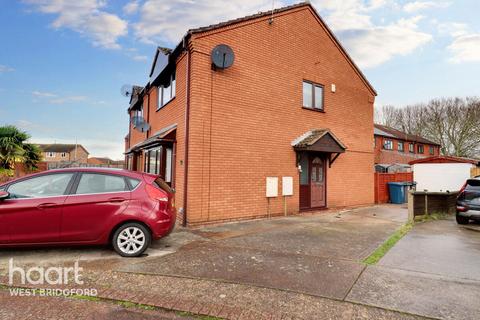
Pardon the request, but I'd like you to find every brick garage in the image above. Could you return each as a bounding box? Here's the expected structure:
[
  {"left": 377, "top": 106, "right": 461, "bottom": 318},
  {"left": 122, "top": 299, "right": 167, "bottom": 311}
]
[{"left": 126, "top": 3, "right": 376, "bottom": 226}]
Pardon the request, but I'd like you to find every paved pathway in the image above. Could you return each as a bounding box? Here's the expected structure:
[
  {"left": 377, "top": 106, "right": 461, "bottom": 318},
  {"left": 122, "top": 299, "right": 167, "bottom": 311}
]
[{"left": 346, "top": 218, "right": 480, "bottom": 320}]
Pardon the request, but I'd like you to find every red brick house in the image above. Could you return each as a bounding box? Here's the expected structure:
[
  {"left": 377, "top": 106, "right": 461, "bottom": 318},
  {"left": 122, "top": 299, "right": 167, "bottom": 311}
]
[
  {"left": 37, "top": 144, "right": 89, "bottom": 164},
  {"left": 374, "top": 124, "right": 441, "bottom": 172},
  {"left": 125, "top": 3, "right": 377, "bottom": 226}
]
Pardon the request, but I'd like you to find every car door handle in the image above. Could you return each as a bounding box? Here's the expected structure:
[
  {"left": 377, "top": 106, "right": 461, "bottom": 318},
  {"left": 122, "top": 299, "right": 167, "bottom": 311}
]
[
  {"left": 108, "top": 197, "right": 127, "bottom": 203},
  {"left": 37, "top": 203, "right": 58, "bottom": 210}
]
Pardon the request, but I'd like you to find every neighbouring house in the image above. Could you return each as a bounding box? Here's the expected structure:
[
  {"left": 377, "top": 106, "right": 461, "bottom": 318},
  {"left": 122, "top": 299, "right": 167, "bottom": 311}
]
[
  {"left": 88, "top": 157, "right": 125, "bottom": 168},
  {"left": 37, "top": 144, "right": 89, "bottom": 165},
  {"left": 374, "top": 124, "right": 441, "bottom": 173},
  {"left": 409, "top": 156, "right": 480, "bottom": 192},
  {"left": 124, "top": 3, "right": 377, "bottom": 226}
]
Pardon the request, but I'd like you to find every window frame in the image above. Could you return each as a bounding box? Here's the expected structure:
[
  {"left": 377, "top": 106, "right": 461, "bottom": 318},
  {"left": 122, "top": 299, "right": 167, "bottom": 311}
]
[
  {"left": 429, "top": 146, "right": 435, "bottom": 155},
  {"left": 70, "top": 172, "right": 132, "bottom": 196},
  {"left": 47, "top": 152, "right": 55, "bottom": 158},
  {"left": 417, "top": 144, "right": 424, "bottom": 154},
  {"left": 5, "top": 172, "right": 76, "bottom": 199},
  {"left": 383, "top": 139, "right": 393, "bottom": 150},
  {"left": 409, "top": 143, "right": 415, "bottom": 153},
  {"left": 302, "top": 80, "right": 325, "bottom": 112},
  {"left": 398, "top": 141, "right": 404, "bottom": 152},
  {"left": 157, "top": 72, "right": 176, "bottom": 111}
]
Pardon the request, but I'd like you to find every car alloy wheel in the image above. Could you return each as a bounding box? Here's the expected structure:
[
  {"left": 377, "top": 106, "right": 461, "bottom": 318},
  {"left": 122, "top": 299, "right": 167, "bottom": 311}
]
[{"left": 113, "top": 223, "right": 151, "bottom": 257}]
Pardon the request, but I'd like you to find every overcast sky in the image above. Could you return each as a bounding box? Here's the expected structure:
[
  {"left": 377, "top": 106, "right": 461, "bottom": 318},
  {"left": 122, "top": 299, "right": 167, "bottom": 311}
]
[{"left": 0, "top": 0, "right": 479, "bottom": 159}]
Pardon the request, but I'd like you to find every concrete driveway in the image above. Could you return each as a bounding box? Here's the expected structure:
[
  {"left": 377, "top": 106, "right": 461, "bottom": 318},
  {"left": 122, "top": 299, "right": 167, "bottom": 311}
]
[
  {"left": 120, "top": 205, "right": 407, "bottom": 300},
  {"left": 347, "top": 217, "right": 480, "bottom": 320},
  {"left": 6, "top": 205, "right": 478, "bottom": 319}
]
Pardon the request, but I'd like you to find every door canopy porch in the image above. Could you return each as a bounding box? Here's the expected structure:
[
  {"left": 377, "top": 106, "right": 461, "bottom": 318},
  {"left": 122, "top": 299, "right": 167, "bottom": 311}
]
[{"left": 292, "top": 129, "right": 346, "bottom": 167}]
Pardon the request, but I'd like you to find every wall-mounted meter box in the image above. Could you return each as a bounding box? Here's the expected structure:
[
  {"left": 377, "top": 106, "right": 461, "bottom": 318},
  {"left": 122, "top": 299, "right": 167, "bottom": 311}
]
[
  {"left": 282, "top": 177, "right": 293, "bottom": 196},
  {"left": 266, "top": 177, "right": 278, "bottom": 197}
]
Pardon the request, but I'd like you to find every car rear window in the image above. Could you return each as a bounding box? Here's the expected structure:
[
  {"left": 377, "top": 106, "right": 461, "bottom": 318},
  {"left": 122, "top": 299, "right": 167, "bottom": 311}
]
[
  {"left": 464, "top": 179, "right": 480, "bottom": 201},
  {"left": 154, "top": 178, "right": 174, "bottom": 194},
  {"left": 128, "top": 178, "right": 141, "bottom": 189}
]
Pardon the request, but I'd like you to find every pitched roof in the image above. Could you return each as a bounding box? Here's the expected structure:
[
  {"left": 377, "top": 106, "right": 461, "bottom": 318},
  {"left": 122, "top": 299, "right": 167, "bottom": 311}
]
[
  {"left": 128, "top": 85, "right": 144, "bottom": 111},
  {"left": 184, "top": 2, "right": 376, "bottom": 96},
  {"left": 409, "top": 156, "right": 480, "bottom": 165},
  {"left": 37, "top": 144, "right": 89, "bottom": 154},
  {"left": 374, "top": 124, "right": 441, "bottom": 146},
  {"left": 292, "top": 129, "right": 346, "bottom": 153},
  {"left": 137, "top": 1, "right": 376, "bottom": 100}
]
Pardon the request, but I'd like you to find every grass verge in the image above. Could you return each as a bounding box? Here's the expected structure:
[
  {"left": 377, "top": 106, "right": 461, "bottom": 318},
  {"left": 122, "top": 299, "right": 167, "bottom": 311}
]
[{"left": 362, "top": 222, "right": 413, "bottom": 265}]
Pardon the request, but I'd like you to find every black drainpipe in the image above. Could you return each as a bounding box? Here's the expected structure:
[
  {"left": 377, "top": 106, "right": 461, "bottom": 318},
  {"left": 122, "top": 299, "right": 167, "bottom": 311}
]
[{"left": 182, "top": 39, "right": 192, "bottom": 227}]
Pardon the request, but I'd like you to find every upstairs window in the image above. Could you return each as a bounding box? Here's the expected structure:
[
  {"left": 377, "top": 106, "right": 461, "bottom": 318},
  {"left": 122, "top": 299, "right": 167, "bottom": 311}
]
[
  {"left": 409, "top": 143, "right": 414, "bottom": 153},
  {"left": 383, "top": 140, "right": 393, "bottom": 150},
  {"left": 61, "top": 152, "right": 67, "bottom": 158},
  {"left": 429, "top": 146, "right": 435, "bottom": 155},
  {"left": 398, "top": 142, "right": 404, "bottom": 152},
  {"left": 158, "top": 72, "right": 176, "bottom": 109},
  {"left": 303, "top": 81, "right": 324, "bottom": 111},
  {"left": 417, "top": 144, "right": 424, "bottom": 154},
  {"left": 133, "top": 107, "right": 143, "bottom": 128},
  {"left": 47, "top": 152, "right": 55, "bottom": 158}
]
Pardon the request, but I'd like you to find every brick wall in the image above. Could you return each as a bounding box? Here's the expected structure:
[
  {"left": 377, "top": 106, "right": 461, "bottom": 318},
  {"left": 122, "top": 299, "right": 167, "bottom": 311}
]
[
  {"left": 127, "top": 52, "right": 188, "bottom": 223},
  {"left": 374, "top": 136, "right": 440, "bottom": 164},
  {"left": 42, "top": 147, "right": 89, "bottom": 164},
  {"left": 185, "top": 6, "right": 375, "bottom": 224}
]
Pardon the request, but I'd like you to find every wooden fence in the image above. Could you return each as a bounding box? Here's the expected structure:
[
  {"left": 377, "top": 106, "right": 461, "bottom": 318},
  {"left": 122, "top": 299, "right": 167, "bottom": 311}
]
[
  {"left": 374, "top": 172, "right": 414, "bottom": 204},
  {"left": 471, "top": 167, "right": 480, "bottom": 178},
  {"left": 0, "top": 162, "right": 47, "bottom": 184}
]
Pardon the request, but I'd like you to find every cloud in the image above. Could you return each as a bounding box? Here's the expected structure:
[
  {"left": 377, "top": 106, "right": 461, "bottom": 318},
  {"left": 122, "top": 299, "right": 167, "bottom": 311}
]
[
  {"left": 310, "top": 1, "right": 432, "bottom": 68},
  {"left": 49, "top": 95, "right": 88, "bottom": 104},
  {"left": 16, "top": 120, "right": 56, "bottom": 134},
  {"left": 31, "top": 90, "right": 87, "bottom": 104},
  {"left": 403, "top": 1, "right": 451, "bottom": 13},
  {"left": 133, "top": 0, "right": 285, "bottom": 44},
  {"left": 438, "top": 22, "right": 469, "bottom": 37},
  {"left": 448, "top": 34, "right": 480, "bottom": 63},
  {"left": 0, "top": 65, "right": 14, "bottom": 73},
  {"left": 132, "top": 0, "right": 430, "bottom": 69},
  {"left": 25, "top": 0, "right": 128, "bottom": 49},
  {"left": 132, "top": 55, "right": 148, "bottom": 61},
  {"left": 123, "top": 0, "right": 139, "bottom": 15},
  {"left": 32, "top": 90, "right": 57, "bottom": 98},
  {"left": 340, "top": 16, "right": 432, "bottom": 68}
]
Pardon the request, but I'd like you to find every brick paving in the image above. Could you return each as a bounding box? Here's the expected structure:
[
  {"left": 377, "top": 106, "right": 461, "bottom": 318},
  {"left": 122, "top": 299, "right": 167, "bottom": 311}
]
[{"left": 0, "top": 290, "right": 196, "bottom": 320}]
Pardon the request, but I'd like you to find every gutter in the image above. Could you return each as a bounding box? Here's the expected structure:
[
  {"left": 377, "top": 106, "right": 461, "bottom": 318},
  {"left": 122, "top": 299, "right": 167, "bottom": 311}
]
[{"left": 182, "top": 37, "right": 192, "bottom": 227}]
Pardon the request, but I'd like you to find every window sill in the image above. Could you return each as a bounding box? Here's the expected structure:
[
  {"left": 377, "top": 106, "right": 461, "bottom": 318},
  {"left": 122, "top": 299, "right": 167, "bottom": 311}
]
[
  {"left": 302, "top": 107, "right": 325, "bottom": 113},
  {"left": 156, "top": 96, "right": 176, "bottom": 112}
]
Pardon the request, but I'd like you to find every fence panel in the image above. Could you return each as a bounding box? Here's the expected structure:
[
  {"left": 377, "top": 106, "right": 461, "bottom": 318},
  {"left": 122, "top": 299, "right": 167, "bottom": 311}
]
[
  {"left": 374, "top": 172, "right": 414, "bottom": 204},
  {"left": 471, "top": 167, "right": 480, "bottom": 178}
]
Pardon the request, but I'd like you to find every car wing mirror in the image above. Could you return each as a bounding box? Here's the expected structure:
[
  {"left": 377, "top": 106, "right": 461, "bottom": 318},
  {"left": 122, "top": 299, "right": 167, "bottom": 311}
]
[{"left": 0, "top": 191, "right": 10, "bottom": 201}]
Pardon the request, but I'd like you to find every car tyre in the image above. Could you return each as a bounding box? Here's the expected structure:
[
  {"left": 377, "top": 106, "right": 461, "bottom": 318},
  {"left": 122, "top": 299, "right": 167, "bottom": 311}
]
[
  {"left": 456, "top": 214, "right": 469, "bottom": 225},
  {"left": 112, "top": 222, "right": 151, "bottom": 257}
]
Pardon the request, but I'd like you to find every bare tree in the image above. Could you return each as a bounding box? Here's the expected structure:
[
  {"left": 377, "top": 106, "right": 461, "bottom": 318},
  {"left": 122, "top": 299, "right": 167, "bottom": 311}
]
[{"left": 376, "top": 97, "right": 480, "bottom": 158}]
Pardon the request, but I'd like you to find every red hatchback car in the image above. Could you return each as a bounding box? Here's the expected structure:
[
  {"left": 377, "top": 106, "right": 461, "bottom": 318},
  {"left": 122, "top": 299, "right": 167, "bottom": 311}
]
[{"left": 0, "top": 168, "right": 176, "bottom": 257}]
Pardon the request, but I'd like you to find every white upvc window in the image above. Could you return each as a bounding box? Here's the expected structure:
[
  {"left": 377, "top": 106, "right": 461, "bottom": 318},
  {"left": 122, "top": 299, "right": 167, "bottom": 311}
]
[
  {"left": 157, "top": 72, "right": 176, "bottom": 109},
  {"left": 47, "top": 152, "right": 56, "bottom": 157}
]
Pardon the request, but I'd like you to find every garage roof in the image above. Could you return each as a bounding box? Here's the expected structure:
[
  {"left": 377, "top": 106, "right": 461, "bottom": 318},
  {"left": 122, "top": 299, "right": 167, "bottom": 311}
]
[{"left": 409, "top": 156, "right": 480, "bottom": 165}]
